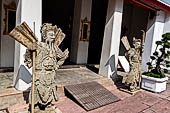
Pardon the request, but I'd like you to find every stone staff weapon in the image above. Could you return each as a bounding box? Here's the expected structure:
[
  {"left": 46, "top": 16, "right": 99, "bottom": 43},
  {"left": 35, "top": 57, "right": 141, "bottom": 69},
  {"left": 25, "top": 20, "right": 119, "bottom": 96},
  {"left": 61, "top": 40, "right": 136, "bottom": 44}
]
[
  {"left": 141, "top": 30, "right": 146, "bottom": 54},
  {"left": 31, "top": 22, "right": 36, "bottom": 113},
  {"left": 9, "top": 22, "right": 38, "bottom": 113},
  {"left": 139, "top": 30, "right": 146, "bottom": 87}
]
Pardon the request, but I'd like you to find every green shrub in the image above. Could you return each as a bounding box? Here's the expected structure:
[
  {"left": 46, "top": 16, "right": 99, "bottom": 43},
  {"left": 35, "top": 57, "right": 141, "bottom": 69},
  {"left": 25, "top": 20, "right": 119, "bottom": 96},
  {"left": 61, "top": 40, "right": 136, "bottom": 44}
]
[
  {"left": 143, "top": 72, "right": 165, "bottom": 78},
  {"left": 145, "top": 33, "right": 170, "bottom": 78}
]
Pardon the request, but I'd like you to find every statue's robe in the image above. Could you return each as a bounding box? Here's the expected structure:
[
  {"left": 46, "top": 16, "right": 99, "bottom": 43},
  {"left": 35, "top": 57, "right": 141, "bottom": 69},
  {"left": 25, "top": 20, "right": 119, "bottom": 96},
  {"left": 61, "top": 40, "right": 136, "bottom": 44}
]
[{"left": 25, "top": 42, "right": 68, "bottom": 105}]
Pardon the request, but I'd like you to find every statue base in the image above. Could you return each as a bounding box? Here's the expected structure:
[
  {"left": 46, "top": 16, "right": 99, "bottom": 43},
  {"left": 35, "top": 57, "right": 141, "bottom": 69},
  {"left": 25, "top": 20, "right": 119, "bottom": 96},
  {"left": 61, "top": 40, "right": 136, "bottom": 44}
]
[
  {"left": 34, "top": 106, "right": 62, "bottom": 113},
  {"left": 119, "top": 86, "right": 142, "bottom": 95}
]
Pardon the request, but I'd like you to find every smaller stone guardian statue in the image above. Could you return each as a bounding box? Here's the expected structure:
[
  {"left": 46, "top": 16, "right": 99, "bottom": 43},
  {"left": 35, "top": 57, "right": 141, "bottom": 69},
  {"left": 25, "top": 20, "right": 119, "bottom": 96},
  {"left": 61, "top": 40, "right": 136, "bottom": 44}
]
[
  {"left": 122, "top": 31, "right": 145, "bottom": 92},
  {"left": 123, "top": 38, "right": 142, "bottom": 91}
]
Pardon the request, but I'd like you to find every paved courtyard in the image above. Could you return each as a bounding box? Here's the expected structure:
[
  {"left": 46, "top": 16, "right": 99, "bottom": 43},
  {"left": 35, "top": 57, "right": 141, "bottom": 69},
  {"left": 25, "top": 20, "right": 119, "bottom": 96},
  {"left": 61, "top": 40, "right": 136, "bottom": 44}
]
[
  {"left": 1, "top": 67, "right": 170, "bottom": 113},
  {"left": 55, "top": 85, "right": 170, "bottom": 113},
  {"left": 6, "top": 83, "right": 170, "bottom": 113}
]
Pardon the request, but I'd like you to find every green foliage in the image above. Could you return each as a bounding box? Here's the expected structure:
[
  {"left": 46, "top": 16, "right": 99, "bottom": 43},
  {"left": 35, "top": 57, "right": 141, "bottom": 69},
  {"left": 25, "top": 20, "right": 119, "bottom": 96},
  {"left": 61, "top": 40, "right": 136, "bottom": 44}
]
[
  {"left": 150, "top": 56, "right": 156, "bottom": 60},
  {"left": 143, "top": 72, "right": 165, "bottom": 78},
  {"left": 156, "top": 41, "right": 162, "bottom": 45},
  {"left": 164, "top": 69, "right": 169, "bottom": 73},
  {"left": 167, "top": 51, "right": 170, "bottom": 55},
  {"left": 146, "top": 62, "right": 151, "bottom": 66},
  {"left": 153, "top": 51, "right": 158, "bottom": 56},
  {"left": 165, "top": 60, "right": 170, "bottom": 64},
  {"left": 146, "top": 32, "right": 170, "bottom": 78},
  {"left": 166, "top": 65, "right": 170, "bottom": 68}
]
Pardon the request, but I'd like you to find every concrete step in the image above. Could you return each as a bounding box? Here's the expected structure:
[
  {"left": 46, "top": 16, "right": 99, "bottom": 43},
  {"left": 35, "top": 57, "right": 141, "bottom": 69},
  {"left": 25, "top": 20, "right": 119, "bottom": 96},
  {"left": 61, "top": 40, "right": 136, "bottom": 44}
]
[
  {"left": 8, "top": 104, "right": 29, "bottom": 113},
  {"left": 0, "top": 88, "right": 29, "bottom": 110},
  {"left": 57, "top": 77, "right": 115, "bottom": 97}
]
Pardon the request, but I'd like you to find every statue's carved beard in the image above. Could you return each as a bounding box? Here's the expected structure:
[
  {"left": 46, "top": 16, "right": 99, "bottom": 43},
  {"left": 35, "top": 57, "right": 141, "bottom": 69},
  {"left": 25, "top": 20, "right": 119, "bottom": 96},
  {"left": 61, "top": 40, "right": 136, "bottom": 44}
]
[{"left": 46, "top": 39, "right": 55, "bottom": 49}]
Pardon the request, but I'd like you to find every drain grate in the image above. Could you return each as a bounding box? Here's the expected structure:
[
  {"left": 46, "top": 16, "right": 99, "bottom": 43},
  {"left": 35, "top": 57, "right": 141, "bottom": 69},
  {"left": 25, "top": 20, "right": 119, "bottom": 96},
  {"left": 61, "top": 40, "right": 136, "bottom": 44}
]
[{"left": 65, "top": 81, "right": 120, "bottom": 111}]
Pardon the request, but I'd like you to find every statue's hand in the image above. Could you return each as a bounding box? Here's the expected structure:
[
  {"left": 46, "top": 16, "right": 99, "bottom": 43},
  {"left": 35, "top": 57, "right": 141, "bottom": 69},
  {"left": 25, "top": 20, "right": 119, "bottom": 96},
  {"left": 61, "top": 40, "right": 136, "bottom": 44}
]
[
  {"left": 24, "top": 49, "right": 33, "bottom": 68},
  {"left": 55, "top": 65, "right": 59, "bottom": 70},
  {"left": 64, "top": 48, "right": 69, "bottom": 58},
  {"left": 28, "top": 42, "right": 38, "bottom": 50}
]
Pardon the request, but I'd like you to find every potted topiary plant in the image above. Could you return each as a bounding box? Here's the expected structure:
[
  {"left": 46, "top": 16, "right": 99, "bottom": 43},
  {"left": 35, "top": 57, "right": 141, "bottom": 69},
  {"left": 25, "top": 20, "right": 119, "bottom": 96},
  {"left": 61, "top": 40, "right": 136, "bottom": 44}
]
[{"left": 141, "top": 33, "right": 170, "bottom": 93}]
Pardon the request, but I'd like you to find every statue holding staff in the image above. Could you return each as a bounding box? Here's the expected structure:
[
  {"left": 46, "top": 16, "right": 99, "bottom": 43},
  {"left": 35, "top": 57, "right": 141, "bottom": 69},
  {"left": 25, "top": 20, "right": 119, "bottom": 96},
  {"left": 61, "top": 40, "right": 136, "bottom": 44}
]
[
  {"left": 122, "top": 31, "right": 145, "bottom": 92},
  {"left": 9, "top": 22, "right": 69, "bottom": 112}
]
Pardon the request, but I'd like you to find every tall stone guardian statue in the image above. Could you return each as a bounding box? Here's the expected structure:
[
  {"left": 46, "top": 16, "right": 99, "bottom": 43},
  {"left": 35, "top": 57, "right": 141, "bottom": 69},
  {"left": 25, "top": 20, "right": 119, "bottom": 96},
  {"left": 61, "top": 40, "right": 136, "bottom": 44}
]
[
  {"left": 25, "top": 23, "right": 69, "bottom": 108},
  {"left": 9, "top": 22, "right": 68, "bottom": 112}
]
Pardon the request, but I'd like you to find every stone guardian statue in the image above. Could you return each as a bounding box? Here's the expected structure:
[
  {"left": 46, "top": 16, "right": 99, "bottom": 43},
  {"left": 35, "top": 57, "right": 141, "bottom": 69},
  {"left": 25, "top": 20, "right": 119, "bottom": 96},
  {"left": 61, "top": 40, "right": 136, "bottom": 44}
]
[
  {"left": 9, "top": 22, "right": 68, "bottom": 112},
  {"left": 24, "top": 23, "right": 69, "bottom": 111},
  {"left": 122, "top": 31, "right": 145, "bottom": 92}
]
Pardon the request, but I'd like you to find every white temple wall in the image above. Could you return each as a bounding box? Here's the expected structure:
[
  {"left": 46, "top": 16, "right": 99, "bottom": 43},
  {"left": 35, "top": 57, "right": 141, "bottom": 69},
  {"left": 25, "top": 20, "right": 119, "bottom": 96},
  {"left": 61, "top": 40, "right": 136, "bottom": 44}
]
[
  {"left": 70, "top": 0, "right": 92, "bottom": 64},
  {"left": 99, "top": 0, "right": 124, "bottom": 78},
  {"left": 0, "top": 0, "right": 2, "bottom": 66},
  {"left": 0, "top": 0, "right": 15, "bottom": 68},
  {"left": 142, "top": 11, "right": 165, "bottom": 71},
  {"left": 163, "top": 13, "right": 170, "bottom": 33},
  {"left": 14, "top": 0, "right": 42, "bottom": 90}
]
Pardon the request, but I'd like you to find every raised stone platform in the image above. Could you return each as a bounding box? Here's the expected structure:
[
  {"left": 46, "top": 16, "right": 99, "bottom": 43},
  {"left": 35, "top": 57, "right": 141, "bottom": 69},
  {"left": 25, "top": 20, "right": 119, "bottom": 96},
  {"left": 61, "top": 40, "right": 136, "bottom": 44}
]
[{"left": 55, "top": 67, "right": 114, "bottom": 97}]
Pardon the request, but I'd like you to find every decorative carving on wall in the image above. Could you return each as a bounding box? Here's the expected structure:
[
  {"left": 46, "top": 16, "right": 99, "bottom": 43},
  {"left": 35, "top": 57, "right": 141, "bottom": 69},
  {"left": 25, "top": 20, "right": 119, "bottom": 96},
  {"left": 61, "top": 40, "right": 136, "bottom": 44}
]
[
  {"left": 80, "top": 17, "right": 90, "bottom": 41},
  {"left": 3, "top": 2, "right": 16, "bottom": 35}
]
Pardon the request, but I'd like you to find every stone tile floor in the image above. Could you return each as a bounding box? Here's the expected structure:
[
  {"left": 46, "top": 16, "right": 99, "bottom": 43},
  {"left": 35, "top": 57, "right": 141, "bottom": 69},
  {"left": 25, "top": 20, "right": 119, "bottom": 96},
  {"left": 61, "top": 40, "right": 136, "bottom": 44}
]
[
  {"left": 55, "top": 67, "right": 104, "bottom": 85},
  {"left": 0, "top": 72, "right": 13, "bottom": 90},
  {"left": 0, "top": 67, "right": 106, "bottom": 91}
]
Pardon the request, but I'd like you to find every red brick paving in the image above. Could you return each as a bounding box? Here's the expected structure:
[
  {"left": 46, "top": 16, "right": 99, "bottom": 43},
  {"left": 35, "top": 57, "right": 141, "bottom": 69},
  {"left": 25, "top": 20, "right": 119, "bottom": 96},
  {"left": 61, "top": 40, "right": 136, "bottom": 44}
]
[
  {"left": 159, "top": 85, "right": 170, "bottom": 97},
  {"left": 141, "top": 109, "right": 155, "bottom": 113},
  {"left": 55, "top": 85, "right": 170, "bottom": 113},
  {"left": 56, "top": 99, "right": 85, "bottom": 113},
  {"left": 132, "top": 92, "right": 162, "bottom": 106},
  {"left": 7, "top": 85, "right": 170, "bottom": 113},
  {"left": 148, "top": 100, "right": 170, "bottom": 113},
  {"left": 110, "top": 89, "right": 131, "bottom": 100}
]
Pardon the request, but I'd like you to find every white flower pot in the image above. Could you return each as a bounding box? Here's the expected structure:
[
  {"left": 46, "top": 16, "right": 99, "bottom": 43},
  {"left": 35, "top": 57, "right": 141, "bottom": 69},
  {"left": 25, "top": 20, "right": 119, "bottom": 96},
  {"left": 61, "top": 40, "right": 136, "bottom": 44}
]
[{"left": 141, "top": 75, "right": 169, "bottom": 93}]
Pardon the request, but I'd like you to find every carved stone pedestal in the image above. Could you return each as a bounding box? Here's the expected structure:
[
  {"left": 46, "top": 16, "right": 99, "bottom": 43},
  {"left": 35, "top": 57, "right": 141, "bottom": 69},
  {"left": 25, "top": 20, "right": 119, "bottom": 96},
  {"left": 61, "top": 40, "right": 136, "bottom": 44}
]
[
  {"left": 34, "top": 106, "right": 62, "bottom": 113},
  {"left": 119, "top": 87, "right": 141, "bottom": 95}
]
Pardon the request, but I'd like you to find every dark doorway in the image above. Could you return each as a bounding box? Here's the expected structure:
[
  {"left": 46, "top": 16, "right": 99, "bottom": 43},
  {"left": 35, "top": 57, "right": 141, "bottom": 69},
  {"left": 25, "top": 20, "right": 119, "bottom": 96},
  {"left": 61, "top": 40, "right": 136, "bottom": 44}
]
[
  {"left": 42, "top": 0, "right": 75, "bottom": 63},
  {"left": 88, "top": 0, "right": 108, "bottom": 64},
  {"left": 119, "top": 2, "right": 149, "bottom": 56}
]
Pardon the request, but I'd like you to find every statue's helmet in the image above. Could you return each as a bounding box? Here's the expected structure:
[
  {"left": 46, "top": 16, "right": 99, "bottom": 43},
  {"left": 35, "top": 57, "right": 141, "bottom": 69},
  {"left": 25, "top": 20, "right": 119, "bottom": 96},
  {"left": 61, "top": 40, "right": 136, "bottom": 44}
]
[
  {"left": 40, "top": 23, "right": 59, "bottom": 40},
  {"left": 133, "top": 37, "right": 141, "bottom": 48}
]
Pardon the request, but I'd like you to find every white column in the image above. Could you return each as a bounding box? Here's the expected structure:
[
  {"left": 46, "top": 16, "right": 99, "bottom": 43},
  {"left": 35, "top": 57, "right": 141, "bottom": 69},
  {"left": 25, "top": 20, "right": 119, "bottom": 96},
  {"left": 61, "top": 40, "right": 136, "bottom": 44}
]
[
  {"left": 164, "top": 13, "right": 170, "bottom": 33},
  {"left": 142, "top": 11, "right": 165, "bottom": 71},
  {"left": 70, "top": 0, "right": 92, "bottom": 64},
  {"left": 163, "top": 13, "right": 170, "bottom": 70},
  {"left": 14, "top": 0, "right": 42, "bottom": 90},
  {"left": 99, "top": 0, "right": 124, "bottom": 78}
]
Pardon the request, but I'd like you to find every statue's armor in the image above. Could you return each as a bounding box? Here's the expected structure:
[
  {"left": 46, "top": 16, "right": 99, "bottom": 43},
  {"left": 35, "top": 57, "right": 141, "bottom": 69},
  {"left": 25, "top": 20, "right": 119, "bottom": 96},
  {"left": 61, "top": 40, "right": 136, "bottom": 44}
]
[
  {"left": 24, "top": 23, "right": 69, "bottom": 110},
  {"left": 25, "top": 42, "right": 68, "bottom": 106},
  {"left": 33, "top": 42, "right": 58, "bottom": 105},
  {"left": 125, "top": 48, "right": 142, "bottom": 91}
]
